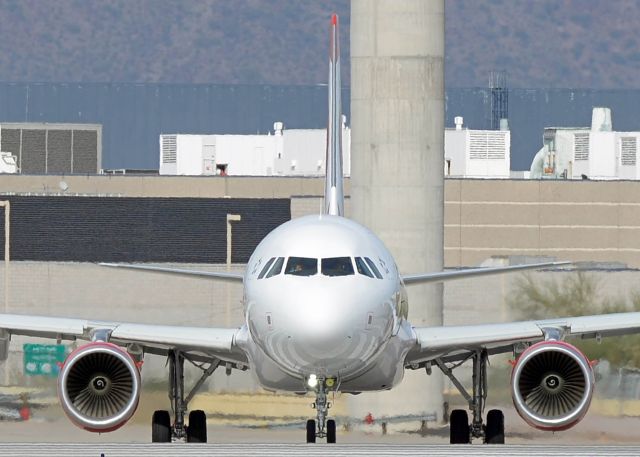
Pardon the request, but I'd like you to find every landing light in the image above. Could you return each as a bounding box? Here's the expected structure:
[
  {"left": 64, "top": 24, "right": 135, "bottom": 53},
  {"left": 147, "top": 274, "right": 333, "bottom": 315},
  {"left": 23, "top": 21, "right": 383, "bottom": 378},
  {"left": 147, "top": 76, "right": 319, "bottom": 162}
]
[{"left": 307, "top": 374, "right": 318, "bottom": 388}]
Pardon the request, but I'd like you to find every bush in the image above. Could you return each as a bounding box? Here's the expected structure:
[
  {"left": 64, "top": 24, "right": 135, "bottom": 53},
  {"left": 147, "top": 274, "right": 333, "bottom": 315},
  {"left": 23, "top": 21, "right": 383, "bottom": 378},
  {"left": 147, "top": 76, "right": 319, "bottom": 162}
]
[{"left": 507, "top": 271, "right": 640, "bottom": 368}]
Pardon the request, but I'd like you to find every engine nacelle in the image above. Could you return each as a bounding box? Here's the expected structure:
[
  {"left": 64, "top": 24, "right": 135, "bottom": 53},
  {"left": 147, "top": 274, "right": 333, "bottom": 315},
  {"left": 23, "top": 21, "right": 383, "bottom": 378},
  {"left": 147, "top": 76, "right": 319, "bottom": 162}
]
[
  {"left": 57, "top": 342, "right": 141, "bottom": 432},
  {"left": 511, "top": 340, "right": 594, "bottom": 431}
]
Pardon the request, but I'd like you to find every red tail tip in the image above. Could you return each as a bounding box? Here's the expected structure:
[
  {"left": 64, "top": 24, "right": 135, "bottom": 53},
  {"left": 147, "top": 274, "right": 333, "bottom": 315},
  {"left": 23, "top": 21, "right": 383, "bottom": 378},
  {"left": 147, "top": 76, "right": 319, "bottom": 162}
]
[{"left": 331, "top": 13, "right": 338, "bottom": 25}]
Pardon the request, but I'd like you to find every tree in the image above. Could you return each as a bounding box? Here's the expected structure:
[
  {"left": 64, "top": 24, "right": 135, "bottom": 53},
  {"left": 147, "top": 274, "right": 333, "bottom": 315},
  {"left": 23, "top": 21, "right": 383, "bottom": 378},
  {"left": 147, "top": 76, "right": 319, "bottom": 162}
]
[{"left": 507, "top": 272, "right": 640, "bottom": 367}]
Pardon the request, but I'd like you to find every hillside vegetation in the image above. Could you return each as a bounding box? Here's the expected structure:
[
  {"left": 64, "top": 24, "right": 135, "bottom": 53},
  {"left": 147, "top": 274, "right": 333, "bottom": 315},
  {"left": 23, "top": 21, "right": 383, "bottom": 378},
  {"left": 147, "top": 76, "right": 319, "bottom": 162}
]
[{"left": 0, "top": 0, "right": 638, "bottom": 88}]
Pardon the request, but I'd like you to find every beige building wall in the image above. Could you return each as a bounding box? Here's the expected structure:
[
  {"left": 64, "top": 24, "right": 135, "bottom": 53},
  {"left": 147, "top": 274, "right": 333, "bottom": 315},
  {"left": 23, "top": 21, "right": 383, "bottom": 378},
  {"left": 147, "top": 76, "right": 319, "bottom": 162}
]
[
  {"left": 0, "top": 174, "right": 329, "bottom": 199},
  {"left": 445, "top": 180, "right": 640, "bottom": 268},
  {"left": 3, "top": 175, "right": 639, "bottom": 267}
]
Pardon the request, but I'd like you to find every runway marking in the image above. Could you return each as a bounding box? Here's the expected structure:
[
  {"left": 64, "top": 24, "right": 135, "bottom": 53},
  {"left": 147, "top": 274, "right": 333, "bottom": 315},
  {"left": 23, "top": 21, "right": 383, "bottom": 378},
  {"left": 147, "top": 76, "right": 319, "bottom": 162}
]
[
  {"left": 445, "top": 201, "right": 640, "bottom": 207},
  {"left": 0, "top": 444, "right": 639, "bottom": 457},
  {"left": 443, "top": 246, "right": 640, "bottom": 253},
  {"left": 445, "top": 224, "right": 640, "bottom": 230}
]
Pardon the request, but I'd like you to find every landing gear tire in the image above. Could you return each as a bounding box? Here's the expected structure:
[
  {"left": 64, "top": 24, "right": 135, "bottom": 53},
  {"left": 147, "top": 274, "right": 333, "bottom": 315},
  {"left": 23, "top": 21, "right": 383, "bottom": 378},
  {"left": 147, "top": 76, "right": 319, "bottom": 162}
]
[
  {"left": 449, "top": 409, "right": 470, "bottom": 444},
  {"left": 152, "top": 410, "right": 171, "bottom": 443},
  {"left": 306, "top": 419, "right": 317, "bottom": 443},
  {"left": 484, "top": 409, "right": 505, "bottom": 444},
  {"left": 155, "top": 350, "right": 220, "bottom": 443},
  {"left": 187, "top": 410, "right": 207, "bottom": 443},
  {"left": 326, "top": 419, "right": 336, "bottom": 444}
]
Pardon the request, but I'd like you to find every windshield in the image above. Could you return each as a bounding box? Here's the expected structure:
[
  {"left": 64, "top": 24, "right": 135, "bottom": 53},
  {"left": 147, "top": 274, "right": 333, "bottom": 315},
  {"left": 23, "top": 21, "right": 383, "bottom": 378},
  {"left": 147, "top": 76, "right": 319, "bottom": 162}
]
[
  {"left": 355, "top": 257, "right": 374, "bottom": 278},
  {"left": 258, "top": 257, "right": 276, "bottom": 279},
  {"left": 364, "top": 257, "right": 383, "bottom": 279},
  {"left": 321, "top": 257, "right": 354, "bottom": 277},
  {"left": 265, "top": 257, "right": 285, "bottom": 278},
  {"left": 285, "top": 257, "right": 318, "bottom": 276}
]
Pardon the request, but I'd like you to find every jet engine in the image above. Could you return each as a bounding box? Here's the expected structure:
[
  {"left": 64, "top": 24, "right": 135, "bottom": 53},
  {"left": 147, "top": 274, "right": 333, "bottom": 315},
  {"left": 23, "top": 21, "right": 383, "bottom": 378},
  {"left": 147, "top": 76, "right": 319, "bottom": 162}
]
[
  {"left": 57, "top": 342, "right": 141, "bottom": 432},
  {"left": 511, "top": 341, "right": 594, "bottom": 431}
]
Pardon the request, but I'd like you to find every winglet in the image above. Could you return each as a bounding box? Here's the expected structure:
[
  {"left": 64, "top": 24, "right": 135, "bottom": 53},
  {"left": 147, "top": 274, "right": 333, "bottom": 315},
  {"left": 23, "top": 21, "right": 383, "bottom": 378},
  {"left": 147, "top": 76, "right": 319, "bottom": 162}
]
[{"left": 324, "top": 13, "right": 344, "bottom": 216}]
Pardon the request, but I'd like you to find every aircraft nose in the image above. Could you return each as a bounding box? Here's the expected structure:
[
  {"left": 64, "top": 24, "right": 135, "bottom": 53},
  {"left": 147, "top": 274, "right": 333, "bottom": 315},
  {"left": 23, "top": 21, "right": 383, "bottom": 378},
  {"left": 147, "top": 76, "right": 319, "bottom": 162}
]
[
  {"left": 288, "top": 288, "right": 390, "bottom": 356},
  {"left": 293, "top": 300, "right": 345, "bottom": 341}
]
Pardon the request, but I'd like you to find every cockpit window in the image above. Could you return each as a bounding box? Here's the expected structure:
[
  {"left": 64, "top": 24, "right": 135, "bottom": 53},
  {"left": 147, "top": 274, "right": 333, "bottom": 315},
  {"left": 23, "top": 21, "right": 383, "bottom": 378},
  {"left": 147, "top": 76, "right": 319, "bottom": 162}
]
[
  {"left": 364, "top": 257, "right": 383, "bottom": 279},
  {"left": 258, "top": 257, "right": 276, "bottom": 279},
  {"left": 265, "top": 257, "right": 285, "bottom": 278},
  {"left": 321, "top": 257, "right": 354, "bottom": 277},
  {"left": 285, "top": 257, "right": 318, "bottom": 276},
  {"left": 355, "top": 257, "right": 374, "bottom": 278}
]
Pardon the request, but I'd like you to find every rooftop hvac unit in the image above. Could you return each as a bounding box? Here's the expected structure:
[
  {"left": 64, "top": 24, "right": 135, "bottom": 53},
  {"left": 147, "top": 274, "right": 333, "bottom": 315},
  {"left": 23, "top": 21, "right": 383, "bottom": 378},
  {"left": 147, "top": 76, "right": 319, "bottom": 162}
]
[
  {"left": 574, "top": 133, "right": 589, "bottom": 161},
  {"left": 621, "top": 137, "right": 637, "bottom": 166},
  {"left": 161, "top": 135, "right": 177, "bottom": 164},
  {"left": 0, "top": 123, "right": 101, "bottom": 174},
  {"left": 469, "top": 131, "right": 506, "bottom": 160}
]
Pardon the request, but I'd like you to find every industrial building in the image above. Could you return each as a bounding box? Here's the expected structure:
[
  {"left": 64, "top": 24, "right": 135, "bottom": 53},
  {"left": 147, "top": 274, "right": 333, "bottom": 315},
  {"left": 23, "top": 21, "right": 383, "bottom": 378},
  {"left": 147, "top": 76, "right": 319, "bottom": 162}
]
[
  {"left": 5, "top": 82, "right": 640, "bottom": 171},
  {"left": 159, "top": 115, "right": 509, "bottom": 179},
  {"left": 444, "top": 116, "right": 511, "bottom": 178},
  {"left": 530, "top": 107, "right": 640, "bottom": 180},
  {"left": 159, "top": 120, "right": 351, "bottom": 177}
]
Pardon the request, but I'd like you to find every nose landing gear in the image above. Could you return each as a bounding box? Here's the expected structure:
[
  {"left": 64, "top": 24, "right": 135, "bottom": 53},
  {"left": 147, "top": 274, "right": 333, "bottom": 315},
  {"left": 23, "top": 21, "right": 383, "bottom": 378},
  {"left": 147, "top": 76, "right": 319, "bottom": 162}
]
[{"left": 306, "top": 377, "right": 337, "bottom": 443}]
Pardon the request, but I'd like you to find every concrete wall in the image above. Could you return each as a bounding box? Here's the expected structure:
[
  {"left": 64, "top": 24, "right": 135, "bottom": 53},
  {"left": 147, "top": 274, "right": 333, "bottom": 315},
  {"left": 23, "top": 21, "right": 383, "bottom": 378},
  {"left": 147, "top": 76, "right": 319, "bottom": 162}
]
[
  {"left": 0, "top": 174, "right": 330, "bottom": 198},
  {"left": 349, "top": 0, "right": 445, "bottom": 421},
  {"left": 444, "top": 179, "right": 640, "bottom": 268}
]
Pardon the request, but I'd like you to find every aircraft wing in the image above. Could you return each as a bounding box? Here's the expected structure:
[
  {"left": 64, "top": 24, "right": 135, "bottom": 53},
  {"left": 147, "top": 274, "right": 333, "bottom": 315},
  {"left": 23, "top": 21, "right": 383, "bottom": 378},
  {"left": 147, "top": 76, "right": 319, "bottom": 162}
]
[
  {"left": 0, "top": 313, "right": 248, "bottom": 366},
  {"left": 99, "top": 263, "right": 244, "bottom": 282},
  {"left": 401, "top": 261, "right": 570, "bottom": 285},
  {"left": 406, "top": 312, "right": 640, "bottom": 366}
]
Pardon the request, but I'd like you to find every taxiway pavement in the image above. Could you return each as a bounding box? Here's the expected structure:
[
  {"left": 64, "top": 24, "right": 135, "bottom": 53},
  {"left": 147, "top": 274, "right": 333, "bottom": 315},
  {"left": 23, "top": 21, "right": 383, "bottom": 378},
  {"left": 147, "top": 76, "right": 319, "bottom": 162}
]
[{"left": 1, "top": 443, "right": 640, "bottom": 457}]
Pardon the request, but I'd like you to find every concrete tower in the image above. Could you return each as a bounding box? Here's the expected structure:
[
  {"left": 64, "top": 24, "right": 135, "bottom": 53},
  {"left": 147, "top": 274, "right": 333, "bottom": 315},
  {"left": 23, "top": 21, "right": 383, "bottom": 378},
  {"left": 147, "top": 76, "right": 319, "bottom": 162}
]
[{"left": 349, "top": 1, "right": 445, "bottom": 420}]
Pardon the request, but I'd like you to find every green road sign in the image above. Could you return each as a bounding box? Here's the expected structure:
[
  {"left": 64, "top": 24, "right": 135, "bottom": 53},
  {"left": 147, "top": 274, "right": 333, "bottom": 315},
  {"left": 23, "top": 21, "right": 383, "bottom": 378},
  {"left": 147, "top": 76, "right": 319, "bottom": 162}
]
[{"left": 23, "top": 344, "right": 68, "bottom": 377}]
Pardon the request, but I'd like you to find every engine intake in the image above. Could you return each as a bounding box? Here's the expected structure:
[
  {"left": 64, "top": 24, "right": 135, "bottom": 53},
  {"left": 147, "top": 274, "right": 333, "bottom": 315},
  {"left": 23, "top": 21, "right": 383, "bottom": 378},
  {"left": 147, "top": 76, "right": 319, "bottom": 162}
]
[
  {"left": 511, "top": 341, "right": 594, "bottom": 431},
  {"left": 58, "top": 342, "right": 141, "bottom": 432}
]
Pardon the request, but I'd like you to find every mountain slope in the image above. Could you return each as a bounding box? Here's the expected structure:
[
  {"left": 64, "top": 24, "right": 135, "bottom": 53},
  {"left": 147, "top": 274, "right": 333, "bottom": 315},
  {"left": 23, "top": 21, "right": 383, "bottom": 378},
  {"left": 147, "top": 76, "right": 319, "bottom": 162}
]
[{"left": 0, "top": 0, "right": 638, "bottom": 88}]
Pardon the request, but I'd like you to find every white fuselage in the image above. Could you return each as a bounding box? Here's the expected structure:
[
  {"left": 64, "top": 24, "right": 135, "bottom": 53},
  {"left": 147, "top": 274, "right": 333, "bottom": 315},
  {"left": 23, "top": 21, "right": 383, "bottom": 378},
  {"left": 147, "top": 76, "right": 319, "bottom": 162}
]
[{"left": 237, "top": 215, "right": 416, "bottom": 393}]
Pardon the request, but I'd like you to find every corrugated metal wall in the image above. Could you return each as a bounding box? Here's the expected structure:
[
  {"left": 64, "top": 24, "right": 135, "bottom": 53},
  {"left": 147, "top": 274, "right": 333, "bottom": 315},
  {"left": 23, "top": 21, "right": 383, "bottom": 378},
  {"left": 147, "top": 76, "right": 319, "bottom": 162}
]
[
  {"left": 0, "top": 83, "right": 332, "bottom": 170},
  {"left": 0, "top": 196, "right": 290, "bottom": 263},
  {"left": 0, "top": 126, "right": 99, "bottom": 174},
  {"left": 2, "top": 82, "right": 640, "bottom": 171}
]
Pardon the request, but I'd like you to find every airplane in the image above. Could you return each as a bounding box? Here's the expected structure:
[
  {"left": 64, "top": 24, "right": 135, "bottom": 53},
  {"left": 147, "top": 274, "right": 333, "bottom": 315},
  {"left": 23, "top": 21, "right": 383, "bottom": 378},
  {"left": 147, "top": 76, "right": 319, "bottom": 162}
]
[{"left": 1, "top": 13, "right": 639, "bottom": 445}]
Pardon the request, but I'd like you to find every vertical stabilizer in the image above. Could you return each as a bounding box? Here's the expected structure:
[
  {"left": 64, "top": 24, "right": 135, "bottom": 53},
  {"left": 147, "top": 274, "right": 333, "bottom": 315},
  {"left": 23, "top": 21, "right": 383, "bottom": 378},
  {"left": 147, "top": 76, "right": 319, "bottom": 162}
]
[{"left": 323, "top": 13, "right": 344, "bottom": 216}]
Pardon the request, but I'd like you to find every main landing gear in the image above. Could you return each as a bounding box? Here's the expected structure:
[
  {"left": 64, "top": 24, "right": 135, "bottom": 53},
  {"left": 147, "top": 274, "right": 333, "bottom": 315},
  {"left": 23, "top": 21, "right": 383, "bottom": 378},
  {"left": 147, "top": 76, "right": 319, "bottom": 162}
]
[
  {"left": 306, "top": 377, "right": 337, "bottom": 444},
  {"left": 434, "top": 349, "right": 505, "bottom": 444},
  {"left": 152, "top": 350, "right": 220, "bottom": 443}
]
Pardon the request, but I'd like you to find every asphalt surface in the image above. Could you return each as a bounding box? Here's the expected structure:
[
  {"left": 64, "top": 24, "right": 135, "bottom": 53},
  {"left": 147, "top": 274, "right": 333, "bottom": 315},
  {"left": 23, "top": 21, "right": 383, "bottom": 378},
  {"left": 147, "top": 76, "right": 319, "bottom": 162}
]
[
  {"left": 2, "top": 407, "right": 640, "bottom": 456},
  {"left": 1, "top": 443, "right": 640, "bottom": 457}
]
